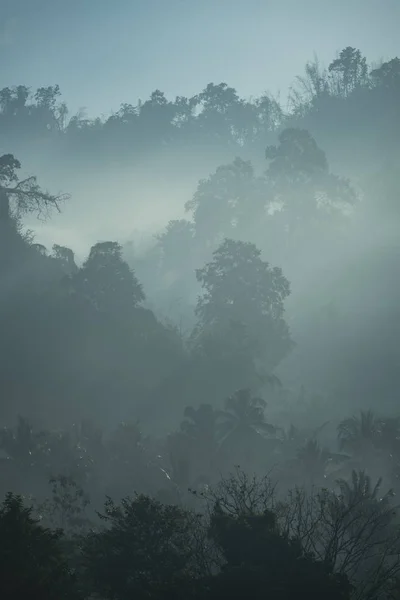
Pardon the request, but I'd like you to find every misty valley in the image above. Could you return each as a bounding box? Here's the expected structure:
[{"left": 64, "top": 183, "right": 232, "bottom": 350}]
[{"left": 0, "top": 45, "right": 400, "bottom": 599}]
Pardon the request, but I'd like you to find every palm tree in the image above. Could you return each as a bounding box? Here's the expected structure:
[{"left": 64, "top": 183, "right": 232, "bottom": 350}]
[
  {"left": 335, "top": 470, "right": 395, "bottom": 536},
  {"left": 219, "top": 389, "right": 276, "bottom": 439},
  {"left": 336, "top": 469, "right": 386, "bottom": 505},
  {"left": 338, "top": 411, "right": 400, "bottom": 489},
  {"left": 337, "top": 410, "right": 381, "bottom": 460},
  {"left": 295, "top": 439, "right": 349, "bottom": 487},
  {"left": 327, "top": 470, "right": 398, "bottom": 597},
  {"left": 218, "top": 389, "right": 277, "bottom": 469},
  {"left": 277, "top": 421, "right": 330, "bottom": 461},
  {"left": 180, "top": 404, "right": 224, "bottom": 445}
]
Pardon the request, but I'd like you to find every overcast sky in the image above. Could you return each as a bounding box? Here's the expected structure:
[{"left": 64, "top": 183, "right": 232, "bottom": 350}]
[{"left": 1, "top": 0, "right": 399, "bottom": 118}]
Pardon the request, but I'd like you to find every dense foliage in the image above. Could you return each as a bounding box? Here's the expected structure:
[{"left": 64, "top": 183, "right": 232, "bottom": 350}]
[{"left": 1, "top": 45, "right": 400, "bottom": 597}]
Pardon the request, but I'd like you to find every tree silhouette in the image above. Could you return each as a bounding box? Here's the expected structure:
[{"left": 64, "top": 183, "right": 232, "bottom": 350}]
[
  {"left": 73, "top": 241, "right": 145, "bottom": 314},
  {"left": 265, "top": 128, "right": 356, "bottom": 220},
  {"left": 193, "top": 238, "right": 292, "bottom": 372},
  {"left": 0, "top": 493, "right": 79, "bottom": 599},
  {"left": 0, "top": 154, "right": 68, "bottom": 222},
  {"left": 206, "top": 497, "right": 352, "bottom": 600},
  {"left": 220, "top": 389, "right": 275, "bottom": 439},
  {"left": 337, "top": 410, "right": 381, "bottom": 459},
  {"left": 185, "top": 157, "right": 268, "bottom": 245},
  {"left": 82, "top": 494, "right": 202, "bottom": 599},
  {"left": 181, "top": 404, "right": 224, "bottom": 446},
  {"left": 295, "top": 439, "right": 349, "bottom": 487},
  {"left": 328, "top": 47, "right": 368, "bottom": 97}
]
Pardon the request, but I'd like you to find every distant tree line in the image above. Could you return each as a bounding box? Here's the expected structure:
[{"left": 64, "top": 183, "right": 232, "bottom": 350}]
[{"left": 0, "top": 48, "right": 398, "bottom": 170}]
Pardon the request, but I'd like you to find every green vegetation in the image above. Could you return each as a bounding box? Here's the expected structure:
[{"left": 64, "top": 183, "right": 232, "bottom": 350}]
[{"left": 0, "top": 45, "right": 400, "bottom": 598}]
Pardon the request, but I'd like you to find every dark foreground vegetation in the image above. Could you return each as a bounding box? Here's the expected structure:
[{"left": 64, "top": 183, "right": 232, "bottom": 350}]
[{"left": 1, "top": 46, "right": 400, "bottom": 598}]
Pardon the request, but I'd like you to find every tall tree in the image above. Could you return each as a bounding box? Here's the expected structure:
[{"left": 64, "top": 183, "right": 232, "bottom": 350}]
[
  {"left": 156, "top": 219, "right": 196, "bottom": 277},
  {"left": 328, "top": 47, "right": 368, "bottom": 97},
  {"left": 0, "top": 153, "right": 67, "bottom": 222},
  {"left": 193, "top": 238, "right": 292, "bottom": 371},
  {"left": 137, "top": 89, "right": 177, "bottom": 145},
  {"left": 196, "top": 82, "right": 241, "bottom": 142},
  {"left": 288, "top": 55, "right": 330, "bottom": 116},
  {"left": 51, "top": 244, "right": 78, "bottom": 276},
  {"left": 370, "top": 57, "right": 400, "bottom": 91},
  {"left": 73, "top": 241, "right": 145, "bottom": 315},
  {"left": 265, "top": 128, "right": 356, "bottom": 260},
  {"left": 220, "top": 389, "right": 276, "bottom": 440},
  {"left": 185, "top": 158, "right": 269, "bottom": 246}
]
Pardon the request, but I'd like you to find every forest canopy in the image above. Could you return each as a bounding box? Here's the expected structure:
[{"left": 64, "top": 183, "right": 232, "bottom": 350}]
[{"left": 0, "top": 44, "right": 400, "bottom": 599}]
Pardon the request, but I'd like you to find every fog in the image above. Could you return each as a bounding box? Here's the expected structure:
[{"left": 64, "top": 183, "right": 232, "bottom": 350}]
[
  {"left": 25, "top": 159, "right": 204, "bottom": 258},
  {"left": 1, "top": 3, "right": 400, "bottom": 598}
]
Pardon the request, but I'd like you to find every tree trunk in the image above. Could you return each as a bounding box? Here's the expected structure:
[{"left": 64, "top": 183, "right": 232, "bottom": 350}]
[{"left": 0, "top": 187, "right": 10, "bottom": 221}]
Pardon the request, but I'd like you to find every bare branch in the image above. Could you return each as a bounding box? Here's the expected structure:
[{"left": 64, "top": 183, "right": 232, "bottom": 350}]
[{"left": 0, "top": 154, "right": 69, "bottom": 221}]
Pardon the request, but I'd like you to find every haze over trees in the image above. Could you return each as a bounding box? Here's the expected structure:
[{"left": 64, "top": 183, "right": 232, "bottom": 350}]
[{"left": 0, "top": 44, "right": 400, "bottom": 598}]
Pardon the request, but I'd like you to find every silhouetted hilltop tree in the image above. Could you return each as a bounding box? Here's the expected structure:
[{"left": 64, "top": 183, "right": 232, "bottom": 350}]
[{"left": 328, "top": 47, "right": 369, "bottom": 98}]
